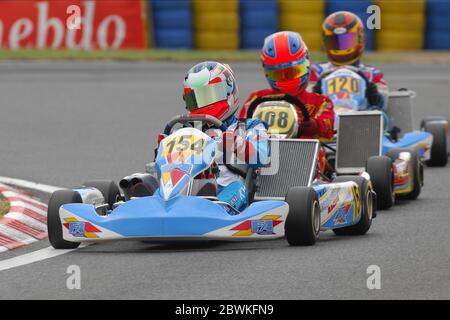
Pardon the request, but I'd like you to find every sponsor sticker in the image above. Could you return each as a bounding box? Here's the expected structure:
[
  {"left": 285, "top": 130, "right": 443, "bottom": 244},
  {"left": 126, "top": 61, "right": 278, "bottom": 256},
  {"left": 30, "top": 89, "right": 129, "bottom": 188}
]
[
  {"left": 251, "top": 220, "right": 274, "bottom": 235},
  {"left": 64, "top": 217, "right": 101, "bottom": 238},
  {"left": 69, "top": 222, "right": 85, "bottom": 237},
  {"left": 231, "top": 215, "right": 281, "bottom": 236}
]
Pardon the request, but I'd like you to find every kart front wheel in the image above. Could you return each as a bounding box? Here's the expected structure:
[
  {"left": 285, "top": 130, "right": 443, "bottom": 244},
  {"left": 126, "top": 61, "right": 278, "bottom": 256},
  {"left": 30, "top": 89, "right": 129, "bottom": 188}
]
[
  {"left": 285, "top": 187, "right": 320, "bottom": 246},
  {"left": 47, "top": 190, "right": 82, "bottom": 249},
  {"left": 83, "top": 180, "right": 121, "bottom": 209},
  {"left": 424, "top": 121, "right": 448, "bottom": 167},
  {"left": 332, "top": 176, "right": 374, "bottom": 236},
  {"left": 366, "top": 155, "right": 394, "bottom": 210}
]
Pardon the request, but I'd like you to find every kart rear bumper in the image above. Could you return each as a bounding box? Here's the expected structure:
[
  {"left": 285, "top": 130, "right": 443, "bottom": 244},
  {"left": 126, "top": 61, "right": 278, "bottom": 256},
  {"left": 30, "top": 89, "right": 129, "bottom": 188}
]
[{"left": 383, "top": 131, "right": 433, "bottom": 161}]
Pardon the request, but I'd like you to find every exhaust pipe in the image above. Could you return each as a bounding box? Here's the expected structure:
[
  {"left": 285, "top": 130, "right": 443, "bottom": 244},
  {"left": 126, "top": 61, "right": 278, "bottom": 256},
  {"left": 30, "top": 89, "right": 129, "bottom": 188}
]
[{"left": 119, "top": 173, "right": 159, "bottom": 200}]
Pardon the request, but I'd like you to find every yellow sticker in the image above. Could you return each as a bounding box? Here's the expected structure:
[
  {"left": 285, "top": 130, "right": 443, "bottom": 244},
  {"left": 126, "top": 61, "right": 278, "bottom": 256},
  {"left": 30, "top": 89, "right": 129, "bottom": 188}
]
[
  {"left": 350, "top": 183, "right": 361, "bottom": 221},
  {"left": 326, "top": 76, "right": 360, "bottom": 95},
  {"left": 253, "top": 106, "right": 296, "bottom": 135},
  {"left": 161, "top": 133, "right": 206, "bottom": 158}
]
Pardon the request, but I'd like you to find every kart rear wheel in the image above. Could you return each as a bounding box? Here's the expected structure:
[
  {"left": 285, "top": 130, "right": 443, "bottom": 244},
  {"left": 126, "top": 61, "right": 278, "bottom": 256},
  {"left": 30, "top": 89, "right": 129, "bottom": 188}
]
[
  {"left": 388, "top": 148, "right": 423, "bottom": 200},
  {"left": 420, "top": 116, "right": 448, "bottom": 127},
  {"left": 83, "top": 180, "right": 121, "bottom": 209},
  {"left": 285, "top": 187, "right": 320, "bottom": 246},
  {"left": 423, "top": 121, "right": 448, "bottom": 167},
  {"left": 332, "top": 176, "right": 374, "bottom": 236},
  {"left": 366, "top": 156, "right": 394, "bottom": 210},
  {"left": 47, "top": 190, "right": 82, "bottom": 249}
]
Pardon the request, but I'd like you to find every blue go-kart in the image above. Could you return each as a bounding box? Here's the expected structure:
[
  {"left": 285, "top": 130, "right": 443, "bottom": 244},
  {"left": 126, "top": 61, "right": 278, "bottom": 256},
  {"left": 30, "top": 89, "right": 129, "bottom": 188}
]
[
  {"left": 48, "top": 115, "right": 375, "bottom": 249},
  {"left": 318, "top": 66, "right": 448, "bottom": 167}
]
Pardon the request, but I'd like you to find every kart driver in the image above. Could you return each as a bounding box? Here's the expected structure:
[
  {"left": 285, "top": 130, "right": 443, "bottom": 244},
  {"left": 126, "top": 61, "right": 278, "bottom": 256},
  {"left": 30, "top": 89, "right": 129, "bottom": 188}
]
[
  {"left": 309, "top": 11, "right": 388, "bottom": 110},
  {"left": 239, "top": 31, "right": 335, "bottom": 142},
  {"left": 180, "top": 61, "right": 269, "bottom": 211}
]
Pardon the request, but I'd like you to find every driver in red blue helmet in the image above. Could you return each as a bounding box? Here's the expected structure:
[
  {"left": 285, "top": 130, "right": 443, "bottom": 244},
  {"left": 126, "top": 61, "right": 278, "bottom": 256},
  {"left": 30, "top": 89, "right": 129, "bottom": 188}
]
[
  {"left": 309, "top": 11, "right": 388, "bottom": 110},
  {"left": 239, "top": 31, "right": 335, "bottom": 142},
  {"left": 181, "top": 61, "right": 269, "bottom": 211}
]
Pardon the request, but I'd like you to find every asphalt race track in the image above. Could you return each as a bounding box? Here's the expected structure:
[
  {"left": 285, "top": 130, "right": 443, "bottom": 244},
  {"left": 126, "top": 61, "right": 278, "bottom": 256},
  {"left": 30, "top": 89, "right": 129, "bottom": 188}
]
[{"left": 0, "top": 61, "right": 449, "bottom": 299}]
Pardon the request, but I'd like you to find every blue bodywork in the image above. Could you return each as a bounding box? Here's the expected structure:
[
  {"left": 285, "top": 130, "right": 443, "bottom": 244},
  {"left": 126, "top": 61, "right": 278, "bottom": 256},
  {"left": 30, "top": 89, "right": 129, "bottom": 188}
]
[
  {"left": 311, "top": 182, "right": 362, "bottom": 230},
  {"left": 59, "top": 125, "right": 368, "bottom": 243},
  {"left": 60, "top": 127, "right": 289, "bottom": 241},
  {"left": 62, "top": 196, "right": 286, "bottom": 238},
  {"left": 383, "top": 131, "right": 431, "bottom": 158}
]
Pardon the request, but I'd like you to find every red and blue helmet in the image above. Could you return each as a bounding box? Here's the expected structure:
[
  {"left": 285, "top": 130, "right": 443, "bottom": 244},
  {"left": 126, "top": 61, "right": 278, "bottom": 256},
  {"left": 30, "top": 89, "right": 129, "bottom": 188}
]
[{"left": 261, "top": 31, "right": 311, "bottom": 95}]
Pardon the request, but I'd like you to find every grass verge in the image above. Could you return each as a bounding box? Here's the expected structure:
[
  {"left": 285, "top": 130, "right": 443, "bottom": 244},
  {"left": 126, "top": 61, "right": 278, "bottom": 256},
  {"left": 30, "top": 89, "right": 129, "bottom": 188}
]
[{"left": 0, "top": 196, "right": 9, "bottom": 217}]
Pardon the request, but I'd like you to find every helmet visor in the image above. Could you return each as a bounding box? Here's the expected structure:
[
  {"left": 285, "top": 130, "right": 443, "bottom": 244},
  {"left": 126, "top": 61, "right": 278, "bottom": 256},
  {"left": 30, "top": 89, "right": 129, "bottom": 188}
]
[
  {"left": 184, "top": 82, "right": 228, "bottom": 111},
  {"left": 265, "top": 63, "right": 309, "bottom": 82},
  {"left": 324, "top": 32, "right": 358, "bottom": 51}
]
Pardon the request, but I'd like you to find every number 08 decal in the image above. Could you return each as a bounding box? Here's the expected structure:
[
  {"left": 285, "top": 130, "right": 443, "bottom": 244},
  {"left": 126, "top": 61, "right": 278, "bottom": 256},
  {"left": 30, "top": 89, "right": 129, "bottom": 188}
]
[{"left": 253, "top": 107, "right": 296, "bottom": 134}]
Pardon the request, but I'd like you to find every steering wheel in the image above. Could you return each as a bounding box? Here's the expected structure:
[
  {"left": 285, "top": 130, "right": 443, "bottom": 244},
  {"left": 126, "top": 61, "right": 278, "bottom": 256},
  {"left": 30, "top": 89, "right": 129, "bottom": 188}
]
[
  {"left": 246, "top": 94, "right": 311, "bottom": 122},
  {"left": 163, "top": 114, "right": 227, "bottom": 135}
]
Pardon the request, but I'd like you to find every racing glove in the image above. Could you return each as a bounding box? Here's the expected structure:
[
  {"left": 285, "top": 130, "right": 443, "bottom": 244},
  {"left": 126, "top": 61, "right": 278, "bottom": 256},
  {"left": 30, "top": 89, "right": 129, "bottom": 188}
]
[
  {"left": 366, "top": 81, "right": 382, "bottom": 107},
  {"left": 299, "top": 119, "right": 319, "bottom": 135},
  {"left": 221, "top": 131, "right": 255, "bottom": 163},
  {"left": 157, "top": 133, "right": 167, "bottom": 145}
]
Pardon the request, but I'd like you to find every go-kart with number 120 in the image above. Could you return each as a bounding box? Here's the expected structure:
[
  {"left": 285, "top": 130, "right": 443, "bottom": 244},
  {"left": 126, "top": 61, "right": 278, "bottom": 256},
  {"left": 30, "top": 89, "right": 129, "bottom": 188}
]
[{"left": 318, "top": 66, "right": 449, "bottom": 201}]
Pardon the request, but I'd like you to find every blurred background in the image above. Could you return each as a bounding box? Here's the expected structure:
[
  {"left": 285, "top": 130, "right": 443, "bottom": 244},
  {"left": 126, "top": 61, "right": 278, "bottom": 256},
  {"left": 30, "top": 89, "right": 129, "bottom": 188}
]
[
  {"left": 0, "top": 0, "right": 449, "bottom": 56},
  {"left": 1, "top": 0, "right": 450, "bottom": 187}
]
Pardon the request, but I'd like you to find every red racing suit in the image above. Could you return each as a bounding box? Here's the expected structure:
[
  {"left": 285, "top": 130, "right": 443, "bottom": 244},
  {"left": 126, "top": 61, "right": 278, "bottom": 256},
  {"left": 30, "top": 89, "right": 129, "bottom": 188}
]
[{"left": 239, "top": 88, "right": 335, "bottom": 142}]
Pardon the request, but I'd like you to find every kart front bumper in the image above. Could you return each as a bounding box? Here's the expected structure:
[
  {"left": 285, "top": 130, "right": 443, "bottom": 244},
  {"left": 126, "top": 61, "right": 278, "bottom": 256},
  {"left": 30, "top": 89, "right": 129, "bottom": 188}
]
[{"left": 59, "top": 196, "right": 289, "bottom": 243}]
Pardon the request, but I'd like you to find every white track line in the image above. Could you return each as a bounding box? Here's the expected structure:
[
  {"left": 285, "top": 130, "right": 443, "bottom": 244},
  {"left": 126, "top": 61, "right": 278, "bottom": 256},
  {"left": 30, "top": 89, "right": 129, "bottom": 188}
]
[
  {"left": 0, "top": 176, "right": 82, "bottom": 272},
  {"left": 0, "top": 177, "right": 63, "bottom": 194},
  {"left": 0, "top": 246, "right": 81, "bottom": 272}
]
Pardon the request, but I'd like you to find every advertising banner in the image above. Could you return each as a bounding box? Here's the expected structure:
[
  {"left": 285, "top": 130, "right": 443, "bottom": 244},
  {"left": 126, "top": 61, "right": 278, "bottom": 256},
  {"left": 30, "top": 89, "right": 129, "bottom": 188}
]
[{"left": 0, "top": 0, "right": 147, "bottom": 49}]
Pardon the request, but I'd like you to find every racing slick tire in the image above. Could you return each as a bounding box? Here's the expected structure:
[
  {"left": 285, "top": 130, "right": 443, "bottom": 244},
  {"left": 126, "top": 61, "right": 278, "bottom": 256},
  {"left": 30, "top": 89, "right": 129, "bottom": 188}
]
[
  {"left": 388, "top": 148, "right": 423, "bottom": 200},
  {"left": 420, "top": 116, "right": 448, "bottom": 127},
  {"left": 285, "top": 187, "right": 320, "bottom": 246},
  {"left": 366, "top": 156, "right": 394, "bottom": 210},
  {"left": 422, "top": 120, "right": 448, "bottom": 167},
  {"left": 83, "top": 180, "right": 121, "bottom": 209},
  {"left": 332, "top": 176, "right": 374, "bottom": 236},
  {"left": 47, "top": 190, "right": 82, "bottom": 249}
]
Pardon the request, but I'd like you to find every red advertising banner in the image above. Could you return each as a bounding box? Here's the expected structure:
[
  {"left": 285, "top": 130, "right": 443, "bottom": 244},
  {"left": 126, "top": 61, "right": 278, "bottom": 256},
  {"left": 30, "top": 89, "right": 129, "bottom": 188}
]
[{"left": 0, "top": 0, "right": 148, "bottom": 49}]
